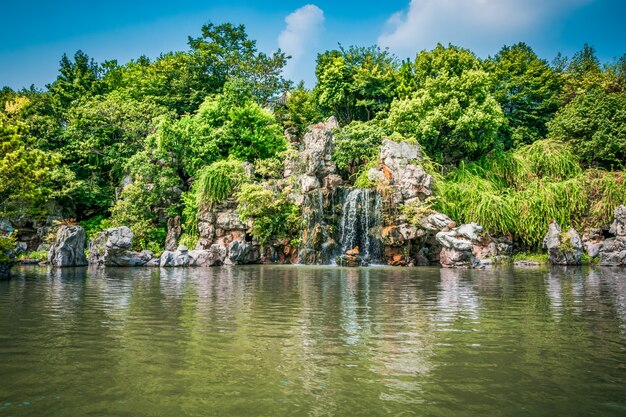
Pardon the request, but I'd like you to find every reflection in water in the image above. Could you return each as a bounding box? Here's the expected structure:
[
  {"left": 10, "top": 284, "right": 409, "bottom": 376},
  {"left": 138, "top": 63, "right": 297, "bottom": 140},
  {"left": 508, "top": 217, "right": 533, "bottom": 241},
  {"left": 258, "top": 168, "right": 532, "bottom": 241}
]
[{"left": 0, "top": 265, "right": 625, "bottom": 417}]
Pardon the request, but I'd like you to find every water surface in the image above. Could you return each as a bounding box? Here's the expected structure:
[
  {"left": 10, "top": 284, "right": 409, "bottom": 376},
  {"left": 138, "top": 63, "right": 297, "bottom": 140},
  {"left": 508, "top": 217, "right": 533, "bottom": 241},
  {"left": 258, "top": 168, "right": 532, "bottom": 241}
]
[{"left": 1, "top": 265, "right": 625, "bottom": 416}]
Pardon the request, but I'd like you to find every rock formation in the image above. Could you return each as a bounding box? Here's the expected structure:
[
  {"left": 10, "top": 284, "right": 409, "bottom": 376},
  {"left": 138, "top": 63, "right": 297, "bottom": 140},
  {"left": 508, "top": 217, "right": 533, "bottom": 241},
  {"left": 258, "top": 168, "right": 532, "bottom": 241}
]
[
  {"left": 542, "top": 222, "right": 583, "bottom": 265},
  {"left": 88, "top": 226, "right": 154, "bottom": 267},
  {"left": 436, "top": 223, "right": 483, "bottom": 268},
  {"left": 47, "top": 226, "right": 88, "bottom": 267},
  {"left": 598, "top": 205, "right": 626, "bottom": 266}
]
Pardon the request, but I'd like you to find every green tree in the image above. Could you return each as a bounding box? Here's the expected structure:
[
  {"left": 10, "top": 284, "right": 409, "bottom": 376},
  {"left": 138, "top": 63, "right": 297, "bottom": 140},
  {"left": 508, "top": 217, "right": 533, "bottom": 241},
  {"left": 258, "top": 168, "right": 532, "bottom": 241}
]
[
  {"left": 388, "top": 45, "right": 505, "bottom": 164},
  {"left": 188, "top": 22, "right": 287, "bottom": 103},
  {"left": 156, "top": 80, "right": 286, "bottom": 179},
  {"left": 59, "top": 92, "right": 171, "bottom": 214},
  {"left": 315, "top": 45, "right": 398, "bottom": 124},
  {"left": 47, "top": 50, "right": 104, "bottom": 112},
  {"left": 485, "top": 43, "right": 562, "bottom": 148},
  {"left": 0, "top": 120, "right": 59, "bottom": 218},
  {"left": 547, "top": 90, "right": 626, "bottom": 169}
]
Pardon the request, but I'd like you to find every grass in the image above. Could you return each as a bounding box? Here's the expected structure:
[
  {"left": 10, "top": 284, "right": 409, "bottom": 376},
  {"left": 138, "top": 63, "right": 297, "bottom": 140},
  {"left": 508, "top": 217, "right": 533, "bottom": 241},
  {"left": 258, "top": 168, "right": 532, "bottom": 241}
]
[
  {"left": 195, "top": 159, "right": 247, "bottom": 207},
  {"left": 512, "top": 252, "right": 549, "bottom": 264},
  {"left": 435, "top": 139, "right": 625, "bottom": 248}
]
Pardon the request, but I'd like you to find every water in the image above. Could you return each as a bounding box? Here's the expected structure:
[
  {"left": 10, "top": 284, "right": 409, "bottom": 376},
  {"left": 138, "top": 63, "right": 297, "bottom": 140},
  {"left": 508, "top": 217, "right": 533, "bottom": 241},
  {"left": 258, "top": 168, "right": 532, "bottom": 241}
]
[
  {"left": 339, "top": 189, "right": 383, "bottom": 263},
  {"left": 1, "top": 265, "right": 625, "bottom": 417}
]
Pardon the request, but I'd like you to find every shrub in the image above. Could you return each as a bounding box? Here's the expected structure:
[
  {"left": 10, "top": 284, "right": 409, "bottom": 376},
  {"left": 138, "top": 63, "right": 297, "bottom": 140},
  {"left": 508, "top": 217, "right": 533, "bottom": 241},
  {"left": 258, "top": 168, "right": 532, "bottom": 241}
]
[
  {"left": 236, "top": 183, "right": 301, "bottom": 245},
  {"left": 195, "top": 159, "right": 248, "bottom": 207}
]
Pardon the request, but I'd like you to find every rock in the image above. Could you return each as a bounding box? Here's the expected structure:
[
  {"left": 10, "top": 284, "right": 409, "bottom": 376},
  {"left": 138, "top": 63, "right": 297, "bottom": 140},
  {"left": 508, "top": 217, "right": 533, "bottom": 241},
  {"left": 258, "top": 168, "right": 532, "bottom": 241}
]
[
  {"left": 598, "top": 205, "right": 626, "bottom": 266},
  {"left": 367, "top": 168, "right": 384, "bottom": 183},
  {"left": 165, "top": 216, "right": 182, "bottom": 251},
  {"left": 145, "top": 258, "right": 160, "bottom": 267},
  {"left": 609, "top": 205, "right": 626, "bottom": 237},
  {"left": 598, "top": 238, "right": 626, "bottom": 266},
  {"left": 322, "top": 174, "right": 343, "bottom": 190},
  {"left": 36, "top": 243, "right": 50, "bottom": 252},
  {"left": 439, "top": 246, "right": 476, "bottom": 268},
  {"left": 301, "top": 117, "right": 337, "bottom": 178},
  {"left": 336, "top": 254, "right": 362, "bottom": 267},
  {"left": 542, "top": 222, "right": 582, "bottom": 265},
  {"left": 346, "top": 246, "right": 360, "bottom": 256},
  {"left": 301, "top": 175, "right": 321, "bottom": 193},
  {"left": 380, "top": 139, "right": 422, "bottom": 172},
  {"left": 47, "top": 226, "right": 88, "bottom": 267},
  {"left": 190, "top": 245, "right": 227, "bottom": 266},
  {"left": 582, "top": 228, "right": 604, "bottom": 258},
  {"left": 226, "top": 240, "right": 260, "bottom": 265},
  {"left": 377, "top": 139, "right": 433, "bottom": 203},
  {"left": 436, "top": 223, "right": 483, "bottom": 268},
  {"left": 88, "top": 226, "right": 154, "bottom": 267}
]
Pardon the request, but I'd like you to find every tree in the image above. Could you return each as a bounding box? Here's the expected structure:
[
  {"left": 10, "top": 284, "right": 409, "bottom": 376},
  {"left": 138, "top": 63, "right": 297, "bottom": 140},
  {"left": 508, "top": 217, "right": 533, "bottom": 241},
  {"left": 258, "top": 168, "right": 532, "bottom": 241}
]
[
  {"left": 59, "top": 92, "right": 171, "bottom": 214},
  {"left": 547, "top": 90, "right": 626, "bottom": 170},
  {"left": 0, "top": 120, "right": 59, "bottom": 218},
  {"left": 47, "top": 50, "right": 104, "bottom": 112},
  {"left": 315, "top": 45, "right": 398, "bottom": 124},
  {"left": 388, "top": 45, "right": 505, "bottom": 164},
  {"left": 155, "top": 80, "right": 286, "bottom": 179},
  {"left": 188, "top": 22, "right": 287, "bottom": 104},
  {"left": 485, "top": 43, "right": 562, "bottom": 148}
]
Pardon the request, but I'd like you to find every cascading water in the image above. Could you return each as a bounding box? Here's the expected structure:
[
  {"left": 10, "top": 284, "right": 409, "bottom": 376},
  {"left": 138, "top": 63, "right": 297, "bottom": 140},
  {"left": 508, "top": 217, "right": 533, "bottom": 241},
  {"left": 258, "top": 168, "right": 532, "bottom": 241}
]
[
  {"left": 299, "top": 187, "right": 383, "bottom": 266},
  {"left": 338, "top": 189, "right": 383, "bottom": 265}
]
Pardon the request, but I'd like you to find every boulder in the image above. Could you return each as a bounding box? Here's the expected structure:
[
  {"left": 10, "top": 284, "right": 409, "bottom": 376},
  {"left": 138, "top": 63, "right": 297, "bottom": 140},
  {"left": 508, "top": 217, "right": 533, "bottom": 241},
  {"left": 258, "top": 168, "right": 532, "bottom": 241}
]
[
  {"left": 598, "top": 205, "right": 626, "bottom": 266},
  {"left": 48, "top": 226, "right": 88, "bottom": 267},
  {"left": 582, "top": 228, "right": 604, "bottom": 258},
  {"left": 165, "top": 216, "right": 182, "bottom": 251},
  {"left": 436, "top": 223, "right": 483, "bottom": 268},
  {"left": 301, "top": 117, "right": 337, "bottom": 178},
  {"left": 88, "top": 226, "right": 154, "bottom": 267},
  {"left": 160, "top": 244, "right": 227, "bottom": 267},
  {"left": 160, "top": 245, "right": 190, "bottom": 267},
  {"left": 378, "top": 139, "right": 433, "bottom": 203},
  {"left": 542, "top": 222, "right": 582, "bottom": 265},
  {"left": 301, "top": 175, "right": 321, "bottom": 193},
  {"left": 226, "top": 240, "right": 261, "bottom": 265}
]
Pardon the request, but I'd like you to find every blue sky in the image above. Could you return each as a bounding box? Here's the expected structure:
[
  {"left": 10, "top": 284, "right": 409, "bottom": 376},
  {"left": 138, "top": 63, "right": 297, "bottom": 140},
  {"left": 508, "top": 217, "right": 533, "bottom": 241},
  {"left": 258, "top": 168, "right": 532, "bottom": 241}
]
[{"left": 1, "top": 0, "right": 624, "bottom": 90}]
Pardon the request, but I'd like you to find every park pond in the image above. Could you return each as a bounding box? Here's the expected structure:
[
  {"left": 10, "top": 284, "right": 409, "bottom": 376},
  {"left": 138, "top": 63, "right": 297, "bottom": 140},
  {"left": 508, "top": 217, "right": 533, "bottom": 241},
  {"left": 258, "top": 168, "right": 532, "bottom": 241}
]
[{"left": 1, "top": 265, "right": 625, "bottom": 416}]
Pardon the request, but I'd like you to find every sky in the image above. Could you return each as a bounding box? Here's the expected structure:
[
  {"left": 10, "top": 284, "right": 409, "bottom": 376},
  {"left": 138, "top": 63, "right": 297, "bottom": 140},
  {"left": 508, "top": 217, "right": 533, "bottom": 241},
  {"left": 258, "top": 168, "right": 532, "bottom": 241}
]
[{"left": 1, "top": 0, "right": 625, "bottom": 90}]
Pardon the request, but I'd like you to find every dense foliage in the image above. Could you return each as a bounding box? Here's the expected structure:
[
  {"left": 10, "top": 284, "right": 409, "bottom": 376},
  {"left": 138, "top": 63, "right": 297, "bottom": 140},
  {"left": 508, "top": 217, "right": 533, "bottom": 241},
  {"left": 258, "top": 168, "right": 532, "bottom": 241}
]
[{"left": 1, "top": 21, "right": 624, "bottom": 253}]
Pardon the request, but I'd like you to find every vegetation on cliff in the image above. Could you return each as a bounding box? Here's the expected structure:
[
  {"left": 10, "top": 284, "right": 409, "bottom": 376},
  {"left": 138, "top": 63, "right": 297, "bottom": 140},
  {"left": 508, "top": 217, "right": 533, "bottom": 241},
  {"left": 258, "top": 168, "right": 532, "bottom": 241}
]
[{"left": 1, "top": 21, "right": 624, "bottom": 252}]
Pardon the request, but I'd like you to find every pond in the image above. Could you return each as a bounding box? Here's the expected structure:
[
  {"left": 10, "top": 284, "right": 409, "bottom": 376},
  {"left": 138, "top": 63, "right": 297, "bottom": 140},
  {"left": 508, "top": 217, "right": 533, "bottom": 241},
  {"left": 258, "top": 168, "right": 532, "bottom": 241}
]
[{"left": 1, "top": 265, "right": 625, "bottom": 416}]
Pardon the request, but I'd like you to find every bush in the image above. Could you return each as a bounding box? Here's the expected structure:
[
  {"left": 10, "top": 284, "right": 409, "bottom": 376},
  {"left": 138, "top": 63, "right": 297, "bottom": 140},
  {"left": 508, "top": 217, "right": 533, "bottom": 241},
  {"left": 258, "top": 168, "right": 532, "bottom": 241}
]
[
  {"left": 195, "top": 159, "right": 248, "bottom": 207},
  {"left": 236, "top": 183, "right": 301, "bottom": 245},
  {"left": 547, "top": 90, "right": 626, "bottom": 170},
  {"left": 0, "top": 234, "right": 16, "bottom": 263}
]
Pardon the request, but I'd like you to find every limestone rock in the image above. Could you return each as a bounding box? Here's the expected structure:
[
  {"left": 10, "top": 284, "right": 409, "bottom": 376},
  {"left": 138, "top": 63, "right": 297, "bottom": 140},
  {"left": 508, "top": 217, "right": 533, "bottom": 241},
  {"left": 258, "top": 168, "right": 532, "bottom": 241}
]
[
  {"left": 598, "top": 205, "right": 626, "bottom": 266},
  {"left": 377, "top": 139, "right": 433, "bottom": 203},
  {"left": 301, "top": 175, "right": 321, "bottom": 193},
  {"left": 380, "top": 139, "right": 422, "bottom": 172},
  {"left": 48, "top": 226, "right": 88, "bottom": 267},
  {"left": 301, "top": 117, "right": 337, "bottom": 178},
  {"left": 436, "top": 223, "right": 483, "bottom": 268},
  {"left": 226, "top": 240, "right": 261, "bottom": 265},
  {"left": 88, "top": 226, "right": 154, "bottom": 267},
  {"left": 582, "top": 228, "right": 604, "bottom": 258},
  {"left": 542, "top": 222, "right": 582, "bottom": 265},
  {"left": 165, "top": 216, "right": 182, "bottom": 251}
]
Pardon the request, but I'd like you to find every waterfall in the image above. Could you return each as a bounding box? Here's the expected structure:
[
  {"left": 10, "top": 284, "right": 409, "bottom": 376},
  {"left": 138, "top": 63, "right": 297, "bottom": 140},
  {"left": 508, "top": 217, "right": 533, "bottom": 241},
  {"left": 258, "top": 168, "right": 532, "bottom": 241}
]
[
  {"left": 299, "top": 187, "right": 383, "bottom": 265},
  {"left": 339, "top": 189, "right": 383, "bottom": 264}
]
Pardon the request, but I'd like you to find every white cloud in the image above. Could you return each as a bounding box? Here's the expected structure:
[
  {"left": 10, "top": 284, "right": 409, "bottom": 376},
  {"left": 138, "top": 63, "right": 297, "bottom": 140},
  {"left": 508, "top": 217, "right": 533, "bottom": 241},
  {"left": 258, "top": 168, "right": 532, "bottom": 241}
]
[
  {"left": 378, "top": 0, "right": 590, "bottom": 57},
  {"left": 278, "top": 4, "right": 325, "bottom": 77}
]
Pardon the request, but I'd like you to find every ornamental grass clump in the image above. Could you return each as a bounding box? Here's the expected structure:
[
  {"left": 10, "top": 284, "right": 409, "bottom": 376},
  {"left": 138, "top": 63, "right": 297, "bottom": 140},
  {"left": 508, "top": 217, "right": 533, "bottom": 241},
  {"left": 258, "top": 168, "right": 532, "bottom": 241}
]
[{"left": 195, "top": 159, "right": 247, "bottom": 207}]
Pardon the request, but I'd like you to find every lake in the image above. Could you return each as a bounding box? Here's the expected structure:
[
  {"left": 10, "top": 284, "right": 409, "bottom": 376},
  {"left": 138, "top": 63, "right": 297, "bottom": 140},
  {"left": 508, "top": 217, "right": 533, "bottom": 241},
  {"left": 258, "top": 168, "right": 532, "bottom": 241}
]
[{"left": 1, "top": 265, "right": 625, "bottom": 416}]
